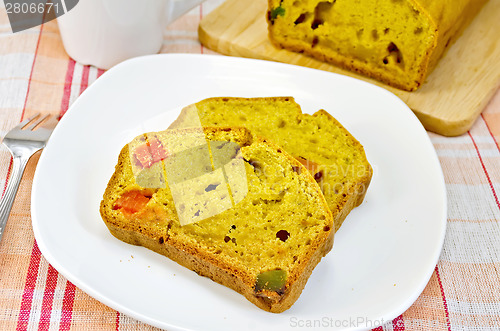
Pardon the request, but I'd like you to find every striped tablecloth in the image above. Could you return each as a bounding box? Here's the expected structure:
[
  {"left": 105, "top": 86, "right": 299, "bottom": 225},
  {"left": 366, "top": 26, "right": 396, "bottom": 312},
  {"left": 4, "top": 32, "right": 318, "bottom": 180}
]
[{"left": 1, "top": 1, "right": 499, "bottom": 330}]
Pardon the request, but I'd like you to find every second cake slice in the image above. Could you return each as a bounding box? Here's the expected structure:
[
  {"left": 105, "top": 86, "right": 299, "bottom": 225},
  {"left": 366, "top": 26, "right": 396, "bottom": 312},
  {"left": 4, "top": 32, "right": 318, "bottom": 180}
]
[{"left": 169, "top": 97, "right": 372, "bottom": 231}]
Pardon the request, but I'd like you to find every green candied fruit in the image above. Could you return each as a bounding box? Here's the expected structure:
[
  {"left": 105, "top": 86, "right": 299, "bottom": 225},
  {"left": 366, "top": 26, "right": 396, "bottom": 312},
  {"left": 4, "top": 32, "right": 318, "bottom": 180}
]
[
  {"left": 255, "top": 269, "right": 287, "bottom": 293},
  {"left": 270, "top": 6, "right": 286, "bottom": 20}
]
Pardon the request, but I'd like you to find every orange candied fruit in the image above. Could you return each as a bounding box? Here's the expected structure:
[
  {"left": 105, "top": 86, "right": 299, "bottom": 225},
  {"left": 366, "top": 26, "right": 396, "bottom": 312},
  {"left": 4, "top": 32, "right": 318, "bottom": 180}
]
[{"left": 113, "top": 190, "right": 152, "bottom": 215}]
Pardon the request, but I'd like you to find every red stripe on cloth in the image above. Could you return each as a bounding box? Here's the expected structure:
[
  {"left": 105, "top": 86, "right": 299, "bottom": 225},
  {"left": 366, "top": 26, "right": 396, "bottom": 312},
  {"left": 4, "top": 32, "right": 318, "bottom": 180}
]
[
  {"left": 392, "top": 315, "right": 405, "bottom": 330},
  {"left": 435, "top": 266, "right": 452, "bottom": 331},
  {"left": 371, "top": 326, "right": 383, "bottom": 331},
  {"left": 58, "top": 51, "right": 79, "bottom": 321},
  {"left": 97, "top": 68, "right": 105, "bottom": 78},
  {"left": 481, "top": 114, "right": 500, "bottom": 154},
  {"left": 38, "top": 265, "right": 59, "bottom": 331},
  {"left": 469, "top": 131, "right": 500, "bottom": 212},
  {"left": 60, "top": 59, "right": 76, "bottom": 117},
  {"left": 1, "top": 159, "right": 13, "bottom": 199},
  {"left": 115, "top": 311, "right": 120, "bottom": 331},
  {"left": 79, "top": 65, "right": 90, "bottom": 95},
  {"left": 59, "top": 281, "right": 76, "bottom": 331},
  {"left": 16, "top": 242, "right": 43, "bottom": 331}
]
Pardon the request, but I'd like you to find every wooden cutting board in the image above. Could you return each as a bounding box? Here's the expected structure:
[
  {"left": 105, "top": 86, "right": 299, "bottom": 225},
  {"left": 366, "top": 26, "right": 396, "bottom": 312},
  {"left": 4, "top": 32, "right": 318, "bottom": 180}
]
[{"left": 199, "top": 0, "right": 500, "bottom": 136}]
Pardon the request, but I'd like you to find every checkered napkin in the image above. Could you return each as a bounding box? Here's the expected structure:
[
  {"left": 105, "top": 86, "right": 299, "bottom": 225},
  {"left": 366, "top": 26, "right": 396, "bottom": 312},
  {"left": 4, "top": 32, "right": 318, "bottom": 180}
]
[{"left": 0, "top": 1, "right": 499, "bottom": 329}]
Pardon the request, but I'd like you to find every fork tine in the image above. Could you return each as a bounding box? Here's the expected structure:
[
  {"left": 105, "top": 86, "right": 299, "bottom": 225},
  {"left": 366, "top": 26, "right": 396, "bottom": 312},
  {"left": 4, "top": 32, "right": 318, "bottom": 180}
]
[
  {"left": 25, "top": 114, "right": 49, "bottom": 131},
  {"left": 38, "top": 114, "right": 59, "bottom": 130},
  {"left": 15, "top": 113, "right": 41, "bottom": 130}
]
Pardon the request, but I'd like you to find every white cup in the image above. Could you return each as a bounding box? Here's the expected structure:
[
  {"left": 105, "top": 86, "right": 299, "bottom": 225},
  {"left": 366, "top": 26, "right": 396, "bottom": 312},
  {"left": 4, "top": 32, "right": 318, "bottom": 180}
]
[{"left": 57, "top": 0, "right": 205, "bottom": 69}]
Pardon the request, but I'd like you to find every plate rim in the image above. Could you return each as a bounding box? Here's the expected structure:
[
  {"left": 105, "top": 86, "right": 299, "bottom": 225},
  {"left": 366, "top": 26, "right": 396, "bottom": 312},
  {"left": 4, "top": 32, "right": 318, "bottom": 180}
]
[{"left": 31, "top": 53, "right": 447, "bottom": 331}]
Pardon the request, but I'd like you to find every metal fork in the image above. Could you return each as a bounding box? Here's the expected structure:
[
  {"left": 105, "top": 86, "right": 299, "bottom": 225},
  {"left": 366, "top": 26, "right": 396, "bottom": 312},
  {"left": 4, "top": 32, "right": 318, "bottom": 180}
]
[{"left": 0, "top": 113, "right": 58, "bottom": 242}]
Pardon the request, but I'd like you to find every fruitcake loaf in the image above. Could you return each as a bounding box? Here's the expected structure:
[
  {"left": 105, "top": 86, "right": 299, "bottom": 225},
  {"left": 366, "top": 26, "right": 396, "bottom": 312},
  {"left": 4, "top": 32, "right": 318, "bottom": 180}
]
[
  {"left": 267, "top": 0, "right": 489, "bottom": 91},
  {"left": 169, "top": 97, "right": 372, "bottom": 232},
  {"left": 100, "top": 127, "right": 334, "bottom": 313}
]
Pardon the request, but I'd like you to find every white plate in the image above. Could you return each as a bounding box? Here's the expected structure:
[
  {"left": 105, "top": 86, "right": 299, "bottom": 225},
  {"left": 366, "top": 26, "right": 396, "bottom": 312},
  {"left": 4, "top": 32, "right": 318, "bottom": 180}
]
[{"left": 32, "top": 54, "right": 447, "bottom": 331}]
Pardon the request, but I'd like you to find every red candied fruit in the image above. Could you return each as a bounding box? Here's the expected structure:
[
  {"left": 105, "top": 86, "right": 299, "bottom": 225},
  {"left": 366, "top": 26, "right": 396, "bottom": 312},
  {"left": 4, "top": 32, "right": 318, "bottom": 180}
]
[
  {"left": 113, "top": 190, "right": 151, "bottom": 215},
  {"left": 133, "top": 137, "right": 169, "bottom": 168}
]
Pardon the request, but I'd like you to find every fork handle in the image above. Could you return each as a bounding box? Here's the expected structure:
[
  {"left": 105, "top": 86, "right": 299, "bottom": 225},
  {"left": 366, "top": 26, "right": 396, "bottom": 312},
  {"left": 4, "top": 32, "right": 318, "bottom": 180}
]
[{"left": 0, "top": 154, "right": 30, "bottom": 242}]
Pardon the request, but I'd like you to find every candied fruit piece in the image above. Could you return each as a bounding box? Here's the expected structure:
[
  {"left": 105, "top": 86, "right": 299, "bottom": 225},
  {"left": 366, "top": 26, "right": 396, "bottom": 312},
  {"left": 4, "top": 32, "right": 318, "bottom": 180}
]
[{"left": 255, "top": 269, "right": 287, "bottom": 293}]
